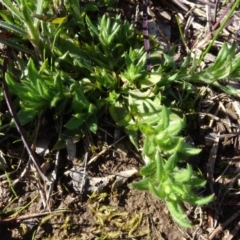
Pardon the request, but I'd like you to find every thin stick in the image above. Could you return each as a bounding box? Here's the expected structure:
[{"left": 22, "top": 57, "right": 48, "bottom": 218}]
[
  {"left": 209, "top": 210, "right": 240, "bottom": 239},
  {"left": 80, "top": 152, "right": 88, "bottom": 193},
  {"left": 227, "top": 221, "right": 240, "bottom": 240},
  {"left": 142, "top": 0, "right": 151, "bottom": 71},
  {"left": 88, "top": 135, "right": 126, "bottom": 165}
]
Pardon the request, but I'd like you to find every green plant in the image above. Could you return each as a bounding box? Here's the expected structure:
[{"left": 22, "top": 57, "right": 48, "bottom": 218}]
[
  {"left": 2, "top": 0, "right": 240, "bottom": 229},
  {"left": 132, "top": 106, "right": 214, "bottom": 227}
]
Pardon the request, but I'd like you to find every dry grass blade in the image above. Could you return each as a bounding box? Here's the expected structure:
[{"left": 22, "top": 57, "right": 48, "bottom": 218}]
[
  {"left": 0, "top": 209, "right": 71, "bottom": 223},
  {"left": 206, "top": 133, "right": 219, "bottom": 228}
]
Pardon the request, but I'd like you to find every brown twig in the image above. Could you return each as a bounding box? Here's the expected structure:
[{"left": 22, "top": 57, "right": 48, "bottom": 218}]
[
  {"left": 172, "top": 0, "right": 189, "bottom": 11},
  {"left": 87, "top": 135, "right": 127, "bottom": 165},
  {"left": 209, "top": 210, "right": 240, "bottom": 239},
  {"left": 212, "top": 2, "right": 234, "bottom": 31},
  {"left": 227, "top": 221, "right": 240, "bottom": 240}
]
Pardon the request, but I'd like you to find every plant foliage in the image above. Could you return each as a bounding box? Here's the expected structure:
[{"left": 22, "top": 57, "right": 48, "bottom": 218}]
[{"left": 3, "top": 0, "right": 240, "bottom": 228}]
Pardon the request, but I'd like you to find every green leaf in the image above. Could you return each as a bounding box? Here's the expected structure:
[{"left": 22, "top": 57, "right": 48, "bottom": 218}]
[
  {"left": 138, "top": 72, "right": 162, "bottom": 88},
  {"left": 148, "top": 181, "right": 163, "bottom": 199},
  {"left": 157, "top": 137, "right": 183, "bottom": 153},
  {"left": 0, "top": 37, "right": 34, "bottom": 55},
  {"left": 143, "top": 135, "right": 156, "bottom": 157},
  {"left": 72, "top": 87, "right": 90, "bottom": 111},
  {"left": 154, "top": 129, "right": 168, "bottom": 142},
  {"left": 139, "top": 123, "right": 155, "bottom": 135},
  {"left": 212, "top": 43, "right": 229, "bottom": 70},
  {"left": 154, "top": 106, "right": 169, "bottom": 132},
  {"left": 109, "top": 101, "right": 134, "bottom": 127},
  {"left": 164, "top": 153, "right": 178, "bottom": 173},
  {"left": 155, "top": 150, "right": 164, "bottom": 182},
  {"left": 186, "top": 194, "right": 214, "bottom": 205},
  {"left": 53, "top": 74, "right": 64, "bottom": 97},
  {"left": 170, "top": 184, "right": 186, "bottom": 197},
  {"left": 140, "top": 160, "right": 156, "bottom": 176},
  {"left": 105, "top": 90, "right": 119, "bottom": 104},
  {"left": 50, "top": 96, "right": 61, "bottom": 107},
  {"left": 131, "top": 98, "right": 161, "bottom": 116},
  {"left": 85, "top": 15, "right": 99, "bottom": 37},
  {"left": 189, "top": 176, "right": 207, "bottom": 188},
  {"left": 5, "top": 73, "right": 23, "bottom": 95},
  {"left": 127, "top": 89, "right": 154, "bottom": 98},
  {"left": 161, "top": 106, "right": 170, "bottom": 129},
  {"left": 166, "top": 200, "right": 192, "bottom": 228},
  {"left": 167, "top": 114, "right": 185, "bottom": 136},
  {"left": 1, "top": 0, "right": 24, "bottom": 21},
  {"left": 132, "top": 178, "right": 150, "bottom": 191},
  {"left": 26, "top": 59, "right": 39, "bottom": 84},
  {"left": 124, "top": 124, "right": 139, "bottom": 148},
  {"left": 88, "top": 120, "right": 98, "bottom": 133},
  {"left": 213, "top": 43, "right": 236, "bottom": 71},
  {"left": 140, "top": 112, "right": 161, "bottom": 125},
  {"left": 17, "top": 109, "right": 38, "bottom": 125},
  {"left": 0, "top": 21, "right": 27, "bottom": 36},
  {"left": 178, "top": 142, "right": 201, "bottom": 155},
  {"left": 52, "top": 138, "right": 66, "bottom": 151},
  {"left": 20, "top": 0, "right": 40, "bottom": 48},
  {"left": 37, "top": 79, "right": 53, "bottom": 100},
  {"left": 33, "top": 0, "right": 44, "bottom": 26},
  {"left": 107, "top": 22, "right": 121, "bottom": 44},
  {"left": 173, "top": 164, "right": 193, "bottom": 183},
  {"left": 64, "top": 114, "right": 85, "bottom": 130},
  {"left": 168, "top": 192, "right": 178, "bottom": 201}
]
